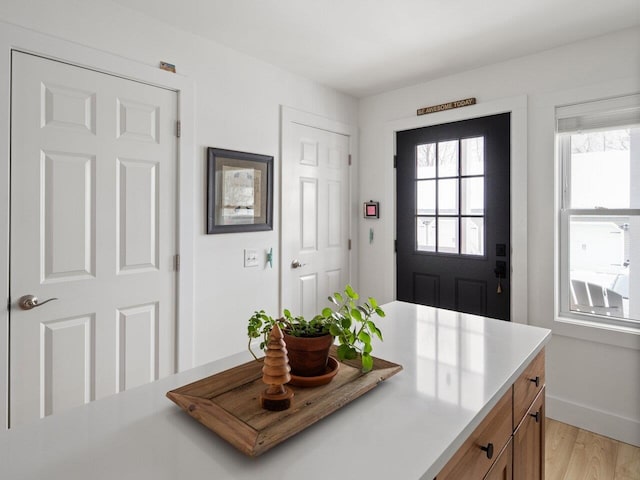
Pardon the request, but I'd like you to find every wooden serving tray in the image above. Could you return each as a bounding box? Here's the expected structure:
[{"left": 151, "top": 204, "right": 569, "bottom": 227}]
[{"left": 166, "top": 346, "right": 402, "bottom": 456}]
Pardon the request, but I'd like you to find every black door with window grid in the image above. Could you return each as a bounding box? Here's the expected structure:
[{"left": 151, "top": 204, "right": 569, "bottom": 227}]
[{"left": 396, "top": 113, "right": 511, "bottom": 320}]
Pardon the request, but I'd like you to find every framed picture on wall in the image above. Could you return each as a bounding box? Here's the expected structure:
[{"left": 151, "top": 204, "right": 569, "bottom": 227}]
[{"left": 207, "top": 147, "right": 274, "bottom": 234}]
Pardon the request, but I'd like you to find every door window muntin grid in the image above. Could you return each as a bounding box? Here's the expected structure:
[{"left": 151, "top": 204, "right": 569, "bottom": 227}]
[{"left": 415, "top": 136, "right": 485, "bottom": 256}]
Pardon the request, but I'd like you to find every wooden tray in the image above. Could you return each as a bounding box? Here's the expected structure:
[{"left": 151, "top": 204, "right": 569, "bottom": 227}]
[{"left": 166, "top": 346, "right": 402, "bottom": 456}]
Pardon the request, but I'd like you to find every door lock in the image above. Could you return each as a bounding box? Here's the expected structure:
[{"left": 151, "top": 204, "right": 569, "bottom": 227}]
[{"left": 18, "top": 295, "right": 58, "bottom": 310}]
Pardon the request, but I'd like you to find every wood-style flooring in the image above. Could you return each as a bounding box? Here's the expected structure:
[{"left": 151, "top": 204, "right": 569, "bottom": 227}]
[{"left": 546, "top": 418, "right": 640, "bottom": 480}]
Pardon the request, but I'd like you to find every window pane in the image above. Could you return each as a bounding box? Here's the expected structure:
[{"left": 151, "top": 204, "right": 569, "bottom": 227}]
[
  {"left": 461, "top": 217, "right": 484, "bottom": 255},
  {"left": 569, "top": 128, "right": 637, "bottom": 208},
  {"left": 438, "top": 217, "right": 459, "bottom": 254},
  {"left": 438, "top": 178, "right": 458, "bottom": 215},
  {"left": 438, "top": 140, "right": 458, "bottom": 177},
  {"left": 417, "top": 143, "right": 436, "bottom": 179},
  {"left": 461, "top": 137, "right": 484, "bottom": 175},
  {"left": 417, "top": 180, "right": 435, "bottom": 214},
  {"left": 416, "top": 217, "right": 436, "bottom": 252},
  {"left": 461, "top": 177, "right": 484, "bottom": 215},
  {"left": 569, "top": 215, "right": 637, "bottom": 322}
]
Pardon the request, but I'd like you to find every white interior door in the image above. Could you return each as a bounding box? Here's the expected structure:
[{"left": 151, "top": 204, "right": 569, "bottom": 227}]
[
  {"left": 281, "top": 117, "right": 351, "bottom": 319},
  {"left": 10, "top": 52, "right": 178, "bottom": 427}
]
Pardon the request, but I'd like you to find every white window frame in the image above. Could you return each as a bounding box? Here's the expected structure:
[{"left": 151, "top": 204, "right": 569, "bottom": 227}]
[{"left": 557, "top": 94, "right": 640, "bottom": 331}]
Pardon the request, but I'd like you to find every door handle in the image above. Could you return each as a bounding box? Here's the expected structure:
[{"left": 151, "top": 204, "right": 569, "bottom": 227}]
[
  {"left": 291, "top": 260, "right": 306, "bottom": 269},
  {"left": 18, "top": 295, "right": 58, "bottom": 310}
]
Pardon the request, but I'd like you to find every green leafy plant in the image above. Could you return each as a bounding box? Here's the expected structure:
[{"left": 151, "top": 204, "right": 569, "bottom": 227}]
[
  {"left": 247, "top": 308, "right": 329, "bottom": 360},
  {"left": 247, "top": 285, "right": 385, "bottom": 372},
  {"left": 322, "top": 284, "right": 385, "bottom": 373}
]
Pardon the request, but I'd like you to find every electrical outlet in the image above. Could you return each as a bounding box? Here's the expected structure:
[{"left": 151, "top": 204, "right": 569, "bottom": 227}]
[{"left": 244, "top": 249, "right": 258, "bottom": 267}]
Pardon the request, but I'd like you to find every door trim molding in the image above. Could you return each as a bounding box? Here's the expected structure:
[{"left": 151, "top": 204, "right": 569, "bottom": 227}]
[
  {"left": 386, "top": 95, "right": 528, "bottom": 324},
  {"left": 0, "top": 21, "right": 196, "bottom": 429},
  {"left": 279, "top": 106, "right": 358, "bottom": 313}
]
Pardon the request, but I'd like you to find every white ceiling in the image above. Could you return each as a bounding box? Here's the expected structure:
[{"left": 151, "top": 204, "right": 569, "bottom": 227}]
[{"left": 112, "top": 0, "right": 640, "bottom": 97}]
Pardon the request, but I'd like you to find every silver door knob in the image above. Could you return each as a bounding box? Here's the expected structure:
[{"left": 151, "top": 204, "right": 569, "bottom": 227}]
[
  {"left": 291, "top": 260, "right": 306, "bottom": 269},
  {"left": 18, "top": 295, "right": 58, "bottom": 310}
]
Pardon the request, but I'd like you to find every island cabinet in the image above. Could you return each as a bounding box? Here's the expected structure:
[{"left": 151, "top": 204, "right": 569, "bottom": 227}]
[{"left": 435, "top": 348, "right": 545, "bottom": 480}]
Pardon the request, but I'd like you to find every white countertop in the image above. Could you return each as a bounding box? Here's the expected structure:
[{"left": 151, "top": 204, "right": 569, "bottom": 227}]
[{"left": 0, "top": 302, "right": 550, "bottom": 480}]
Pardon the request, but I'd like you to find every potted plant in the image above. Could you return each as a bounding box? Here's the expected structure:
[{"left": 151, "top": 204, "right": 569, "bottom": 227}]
[{"left": 247, "top": 285, "right": 385, "bottom": 375}]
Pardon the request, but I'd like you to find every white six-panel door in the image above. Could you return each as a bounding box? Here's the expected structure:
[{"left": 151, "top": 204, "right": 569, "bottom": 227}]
[
  {"left": 281, "top": 118, "right": 350, "bottom": 319},
  {"left": 10, "top": 52, "right": 178, "bottom": 427}
]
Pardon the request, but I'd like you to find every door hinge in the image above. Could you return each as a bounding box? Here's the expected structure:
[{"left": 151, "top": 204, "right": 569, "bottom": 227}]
[
  {"left": 174, "top": 254, "right": 180, "bottom": 272},
  {"left": 348, "top": 154, "right": 352, "bottom": 166},
  {"left": 176, "top": 120, "right": 181, "bottom": 138},
  {"left": 348, "top": 239, "right": 352, "bottom": 250},
  {"left": 394, "top": 155, "right": 397, "bottom": 168},
  {"left": 394, "top": 239, "right": 397, "bottom": 252}
]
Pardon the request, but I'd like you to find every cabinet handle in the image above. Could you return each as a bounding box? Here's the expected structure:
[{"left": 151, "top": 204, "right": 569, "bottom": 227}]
[
  {"left": 529, "top": 376, "right": 540, "bottom": 387},
  {"left": 480, "top": 442, "right": 494, "bottom": 459},
  {"left": 530, "top": 411, "right": 540, "bottom": 423}
]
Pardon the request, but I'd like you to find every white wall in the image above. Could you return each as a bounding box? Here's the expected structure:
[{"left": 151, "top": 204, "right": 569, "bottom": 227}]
[
  {"left": 0, "top": 0, "right": 358, "bottom": 367},
  {"left": 357, "top": 27, "right": 640, "bottom": 445},
  {"left": 2, "top": 0, "right": 639, "bottom": 446}
]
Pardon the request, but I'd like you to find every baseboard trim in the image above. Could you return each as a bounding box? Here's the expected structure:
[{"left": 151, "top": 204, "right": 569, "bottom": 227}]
[{"left": 547, "top": 394, "right": 640, "bottom": 447}]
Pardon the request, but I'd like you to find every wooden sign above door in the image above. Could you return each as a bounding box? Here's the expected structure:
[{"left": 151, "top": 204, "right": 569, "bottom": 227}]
[{"left": 417, "top": 97, "right": 476, "bottom": 116}]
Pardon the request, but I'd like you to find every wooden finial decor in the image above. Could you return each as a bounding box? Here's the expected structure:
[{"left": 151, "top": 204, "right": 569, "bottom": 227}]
[{"left": 260, "top": 324, "right": 294, "bottom": 411}]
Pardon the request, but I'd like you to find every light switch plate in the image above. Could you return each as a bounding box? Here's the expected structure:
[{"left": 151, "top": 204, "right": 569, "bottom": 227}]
[{"left": 244, "top": 249, "right": 258, "bottom": 267}]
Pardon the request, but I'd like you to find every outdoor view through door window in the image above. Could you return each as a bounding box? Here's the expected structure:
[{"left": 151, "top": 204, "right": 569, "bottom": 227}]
[
  {"left": 416, "top": 137, "right": 485, "bottom": 255},
  {"left": 564, "top": 127, "right": 639, "bottom": 324}
]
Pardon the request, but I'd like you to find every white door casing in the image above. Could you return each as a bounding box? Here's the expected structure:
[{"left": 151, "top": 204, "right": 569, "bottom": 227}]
[
  {"left": 281, "top": 108, "right": 353, "bottom": 319},
  {"left": 10, "top": 52, "right": 177, "bottom": 426}
]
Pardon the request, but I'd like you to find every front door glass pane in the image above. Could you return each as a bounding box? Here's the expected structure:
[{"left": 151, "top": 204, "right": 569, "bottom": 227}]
[
  {"left": 461, "top": 177, "right": 484, "bottom": 215},
  {"left": 417, "top": 143, "right": 436, "bottom": 179},
  {"left": 417, "top": 180, "right": 436, "bottom": 215},
  {"left": 417, "top": 217, "right": 436, "bottom": 252},
  {"left": 438, "top": 140, "right": 458, "bottom": 177},
  {"left": 438, "top": 217, "right": 459, "bottom": 254},
  {"left": 462, "top": 217, "right": 484, "bottom": 255},
  {"left": 438, "top": 178, "right": 458, "bottom": 215},
  {"left": 461, "top": 137, "right": 484, "bottom": 175}
]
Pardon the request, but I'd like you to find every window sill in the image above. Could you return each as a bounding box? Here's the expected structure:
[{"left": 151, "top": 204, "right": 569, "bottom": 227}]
[{"left": 554, "top": 314, "right": 640, "bottom": 350}]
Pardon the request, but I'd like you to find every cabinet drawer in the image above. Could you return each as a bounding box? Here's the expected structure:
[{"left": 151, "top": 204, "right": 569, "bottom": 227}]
[
  {"left": 436, "top": 389, "right": 513, "bottom": 480},
  {"left": 513, "top": 348, "right": 545, "bottom": 427}
]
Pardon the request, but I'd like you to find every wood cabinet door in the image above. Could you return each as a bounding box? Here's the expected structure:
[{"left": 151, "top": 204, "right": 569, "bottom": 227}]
[
  {"left": 514, "top": 387, "right": 545, "bottom": 480},
  {"left": 484, "top": 439, "right": 512, "bottom": 480},
  {"left": 436, "top": 390, "right": 513, "bottom": 480}
]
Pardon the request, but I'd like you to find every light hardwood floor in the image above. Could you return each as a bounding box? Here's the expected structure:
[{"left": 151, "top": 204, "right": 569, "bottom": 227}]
[{"left": 546, "top": 418, "right": 640, "bottom": 480}]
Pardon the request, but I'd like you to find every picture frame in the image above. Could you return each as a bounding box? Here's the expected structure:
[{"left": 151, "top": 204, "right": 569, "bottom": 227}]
[{"left": 207, "top": 147, "right": 274, "bottom": 234}]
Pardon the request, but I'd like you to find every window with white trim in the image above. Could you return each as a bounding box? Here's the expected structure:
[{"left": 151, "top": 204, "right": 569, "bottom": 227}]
[{"left": 557, "top": 94, "right": 640, "bottom": 328}]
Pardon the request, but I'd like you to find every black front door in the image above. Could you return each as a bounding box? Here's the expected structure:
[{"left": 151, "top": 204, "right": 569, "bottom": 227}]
[{"left": 396, "top": 113, "right": 511, "bottom": 320}]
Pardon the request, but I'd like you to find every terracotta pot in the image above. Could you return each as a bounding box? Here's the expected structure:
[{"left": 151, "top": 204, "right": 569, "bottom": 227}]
[{"left": 283, "top": 332, "right": 333, "bottom": 377}]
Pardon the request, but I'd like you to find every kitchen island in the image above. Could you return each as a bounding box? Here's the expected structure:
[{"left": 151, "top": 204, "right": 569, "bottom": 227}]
[{"left": 0, "top": 302, "right": 550, "bottom": 480}]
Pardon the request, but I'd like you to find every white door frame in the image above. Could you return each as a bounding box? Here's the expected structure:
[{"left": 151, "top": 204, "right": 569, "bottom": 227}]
[
  {"left": 279, "top": 106, "right": 359, "bottom": 312},
  {"left": 385, "top": 95, "right": 528, "bottom": 324},
  {"left": 0, "top": 21, "right": 196, "bottom": 429}
]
